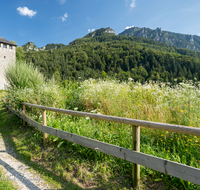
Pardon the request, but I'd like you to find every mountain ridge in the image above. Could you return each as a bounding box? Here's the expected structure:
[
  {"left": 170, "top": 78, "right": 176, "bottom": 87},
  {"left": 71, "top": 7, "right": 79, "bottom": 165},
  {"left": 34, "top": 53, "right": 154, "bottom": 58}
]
[
  {"left": 119, "top": 26, "right": 200, "bottom": 51},
  {"left": 22, "top": 42, "right": 66, "bottom": 52},
  {"left": 22, "top": 26, "right": 200, "bottom": 52}
]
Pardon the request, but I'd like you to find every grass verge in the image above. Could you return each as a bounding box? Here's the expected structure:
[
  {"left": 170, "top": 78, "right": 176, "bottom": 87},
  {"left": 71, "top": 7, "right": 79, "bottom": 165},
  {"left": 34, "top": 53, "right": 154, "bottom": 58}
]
[{"left": 0, "top": 94, "right": 169, "bottom": 189}]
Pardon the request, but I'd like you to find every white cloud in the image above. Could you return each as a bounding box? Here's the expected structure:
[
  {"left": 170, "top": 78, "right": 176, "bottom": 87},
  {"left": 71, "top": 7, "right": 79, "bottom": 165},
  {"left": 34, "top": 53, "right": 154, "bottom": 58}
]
[
  {"left": 59, "top": 0, "right": 66, "bottom": 4},
  {"left": 60, "top": 12, "right": 68, "bottom": 22},
  {"left": 198, "top": 33, "right": 200, "bottom": 36},
  {"left": 62, "top": 17, "right": 66, "bottom": 22},
  {"left": 130, "top": 0, "right": 136, "bottom": 8},
  {"left": 125, "top": 25, "right": 134, "bottom": 30},
  {"left": 88, "top": 29, "right": 95, "bottom": 33},
  {"left": 17, "top": 6, "right": 37, "bottom": 18}
]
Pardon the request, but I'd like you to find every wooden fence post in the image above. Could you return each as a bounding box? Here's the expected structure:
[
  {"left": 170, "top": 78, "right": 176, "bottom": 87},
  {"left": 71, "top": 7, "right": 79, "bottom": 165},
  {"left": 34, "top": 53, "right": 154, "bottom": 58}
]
[
  {"left": 23, "top": 104, "right": 26, "bottom": 125},
  {"left": 132, "top": 125, "right": 140, "bottom": 188},
  {"left": 13, "top": 101, "right": 15, "bottom": 110},
  {"left": 42, "top": 109, "right": 47, "bottom": 146}
]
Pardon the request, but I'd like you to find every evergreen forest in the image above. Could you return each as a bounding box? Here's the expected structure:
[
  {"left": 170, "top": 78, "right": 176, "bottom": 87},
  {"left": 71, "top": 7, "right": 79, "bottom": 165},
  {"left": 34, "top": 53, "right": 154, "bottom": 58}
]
[{"left": 21, "top": 31, "right": 200, "bottom": 83}]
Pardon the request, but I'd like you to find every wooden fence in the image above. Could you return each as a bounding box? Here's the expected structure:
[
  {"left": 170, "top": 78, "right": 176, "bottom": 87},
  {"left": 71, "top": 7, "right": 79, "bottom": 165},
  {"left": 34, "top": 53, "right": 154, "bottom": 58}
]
[{"left": 2, "top": 96, "right": 200, "bottom": 188}]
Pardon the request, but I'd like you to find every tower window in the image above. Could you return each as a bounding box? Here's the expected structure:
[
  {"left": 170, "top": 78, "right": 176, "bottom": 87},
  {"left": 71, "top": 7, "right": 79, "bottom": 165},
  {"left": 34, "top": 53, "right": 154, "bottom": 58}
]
[
  {"left": 9, "top": 45, "right": 12, "bottom": 49},
  {"left": 3, "top": 44, "right": 7, "bottom": 48},
  {"left": 4, "top": 56, "right": 6, "bottom": 58}
]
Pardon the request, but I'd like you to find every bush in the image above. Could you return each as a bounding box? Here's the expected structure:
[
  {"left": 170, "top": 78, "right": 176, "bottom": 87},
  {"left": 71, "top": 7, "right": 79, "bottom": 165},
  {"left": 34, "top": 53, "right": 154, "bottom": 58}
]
[
  {"left": 5, "top": 61, "right": 45, "bottom": 90},
  {"left": 5, "top": 61, "right": 64, "bottom": 117}
]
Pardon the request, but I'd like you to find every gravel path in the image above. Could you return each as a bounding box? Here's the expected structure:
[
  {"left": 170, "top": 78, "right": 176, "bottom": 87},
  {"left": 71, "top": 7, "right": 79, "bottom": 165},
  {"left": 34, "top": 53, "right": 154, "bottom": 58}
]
[{"left": 0, "top": 133, "right": 53, "bottom": 190}]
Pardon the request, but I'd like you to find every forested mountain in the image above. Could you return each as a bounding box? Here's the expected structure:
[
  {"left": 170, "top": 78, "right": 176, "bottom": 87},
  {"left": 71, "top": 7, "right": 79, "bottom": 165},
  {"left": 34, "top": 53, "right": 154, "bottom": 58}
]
[
  {"left": 119, "top": 26, "right": 200, "bottom": 51},
  {"left": 23, "top": 27, "right": 200, "bottom": 83},
  {"left": 22, "top": 27, "right": 115, "bottom": 52},
  {"left": 22, "top": 42, "right": 66, "bottom": 52}
]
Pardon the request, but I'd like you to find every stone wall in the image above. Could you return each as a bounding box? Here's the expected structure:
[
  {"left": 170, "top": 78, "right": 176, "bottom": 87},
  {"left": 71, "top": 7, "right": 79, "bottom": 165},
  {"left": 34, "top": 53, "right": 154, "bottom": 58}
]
[{"left": 0, "top": 43, "right": 16, "bottom": 89}]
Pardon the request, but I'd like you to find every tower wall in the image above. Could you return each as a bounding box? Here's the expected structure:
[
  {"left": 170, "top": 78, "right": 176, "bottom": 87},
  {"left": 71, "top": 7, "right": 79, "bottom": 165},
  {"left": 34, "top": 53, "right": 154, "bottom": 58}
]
[{"left": 0, "top": 43, "right": 16, "bottom": 89}]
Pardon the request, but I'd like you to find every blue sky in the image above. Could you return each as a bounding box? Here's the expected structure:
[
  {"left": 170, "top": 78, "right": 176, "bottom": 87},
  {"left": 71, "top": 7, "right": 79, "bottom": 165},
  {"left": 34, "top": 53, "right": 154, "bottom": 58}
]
[{"left": 1, "top": 0, "right": 200, "bottom": 47}]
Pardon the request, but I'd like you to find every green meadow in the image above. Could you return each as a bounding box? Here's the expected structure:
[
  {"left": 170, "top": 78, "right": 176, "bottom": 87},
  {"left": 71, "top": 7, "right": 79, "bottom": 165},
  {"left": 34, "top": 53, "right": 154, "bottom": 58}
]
[{"left": 3, "top": 61, "right": 200, "bottom": 189}]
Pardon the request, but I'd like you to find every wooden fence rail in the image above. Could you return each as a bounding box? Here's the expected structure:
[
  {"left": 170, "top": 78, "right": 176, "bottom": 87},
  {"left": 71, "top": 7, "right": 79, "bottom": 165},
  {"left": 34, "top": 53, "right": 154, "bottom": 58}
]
[
  {"left": 22, "top": 102, "right": 200, "bottom": 136},
  {"left": 2, "top": 97, "right": 200, "bottom": 188}
]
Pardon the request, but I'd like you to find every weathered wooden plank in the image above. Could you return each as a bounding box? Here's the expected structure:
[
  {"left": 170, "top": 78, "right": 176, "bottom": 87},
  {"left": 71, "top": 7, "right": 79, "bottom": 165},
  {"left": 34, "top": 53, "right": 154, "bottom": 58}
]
[
  {"left": 42, "top": 109, "right": 47, "bottom": 146},
  {"left": 3, "top": 99, "right": 200, "bottom": 185},
  {"left": 132, "top": 126, "right": 140, "bottom": 188},
  {"left": 7, "top": 107, "right": 200, "bottom": 185},
  {"left": 47, "top": 122, "right": 200, "bottom": 185},
  {"left": 23, "top": 102, "right": 200, "bottom": 136},
  {"left": 20, "top": 113, "right": 43, "bottom": 132},
  {"left": 42, "top": 125, "right": 57, "bottom": 136}
]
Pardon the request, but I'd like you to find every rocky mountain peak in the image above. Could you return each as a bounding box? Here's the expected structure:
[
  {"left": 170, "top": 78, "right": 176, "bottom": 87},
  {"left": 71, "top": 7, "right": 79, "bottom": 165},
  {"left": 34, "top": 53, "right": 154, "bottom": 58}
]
[
  {"left": 104, "top": 27, "right": 116, "bottom": 35},
  {"left": 119, "top": 26, "right": 200, "bottom": 51},
  {"left": 84, "top": 27, "right": 116, "bottom": 38},
  {"left": 22, "top": 42, "right": 39, "bottom": 52},
  {"left": 22, "top": 42, "right": 66, "bottom": 52}
]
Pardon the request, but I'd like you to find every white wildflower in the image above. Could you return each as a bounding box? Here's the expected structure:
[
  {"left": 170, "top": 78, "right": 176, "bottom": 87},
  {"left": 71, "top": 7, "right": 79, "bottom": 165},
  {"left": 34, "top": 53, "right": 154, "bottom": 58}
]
[{"left": 128, "top": 78, "right": 133, "bottom": 81}]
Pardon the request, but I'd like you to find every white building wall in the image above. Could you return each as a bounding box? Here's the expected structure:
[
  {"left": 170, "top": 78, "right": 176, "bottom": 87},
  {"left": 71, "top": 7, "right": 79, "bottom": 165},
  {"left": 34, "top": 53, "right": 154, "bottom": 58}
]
[{"left": 0, "top": 43, "right": 16, "bottom": 89}]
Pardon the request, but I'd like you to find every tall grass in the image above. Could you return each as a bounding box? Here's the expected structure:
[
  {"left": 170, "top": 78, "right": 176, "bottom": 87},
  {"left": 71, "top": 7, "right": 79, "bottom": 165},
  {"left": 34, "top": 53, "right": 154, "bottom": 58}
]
[
  {"left": 79, "top": 79, "right": 200, "bottom": 188},
  {"left": 5, "top": 61, "right": 45, "bottom": 90},
  {"left": 5, "top": 61, "right": 64, "bottom": 114},
  {"left": 37, "top": 78, "right": 200, "bottom": 189},
  {"left": 4, "top": 62, "right": 200, "bottom": 189},
  {"left": 80, "top": 79, "right": 200, "bottom": 127}
]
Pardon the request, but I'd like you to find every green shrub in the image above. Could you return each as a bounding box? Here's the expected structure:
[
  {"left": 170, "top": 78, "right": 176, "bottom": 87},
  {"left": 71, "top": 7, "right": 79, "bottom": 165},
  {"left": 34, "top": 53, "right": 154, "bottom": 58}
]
[
  {"left": 5, "top": 61, "right": 45, "bottom": 90},
  {"left": 5, "top": 61, "right": 65, "bottom": 118}
]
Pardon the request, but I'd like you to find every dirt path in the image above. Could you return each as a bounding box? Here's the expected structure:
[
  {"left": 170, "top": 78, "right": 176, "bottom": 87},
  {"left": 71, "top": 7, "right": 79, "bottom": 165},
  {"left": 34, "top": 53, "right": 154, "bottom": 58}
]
[
  {"left": 0, "top": 99, "right": 56, "bottom": 190},
  {"left": 0, "top": 134, "right": 54, "bottom": 190}
]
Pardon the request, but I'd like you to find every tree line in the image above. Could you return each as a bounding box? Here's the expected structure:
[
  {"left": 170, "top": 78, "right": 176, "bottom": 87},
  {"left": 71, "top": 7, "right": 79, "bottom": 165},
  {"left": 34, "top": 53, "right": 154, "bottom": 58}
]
[{"left": 18, "top": 34, "right": 200, "bottom": 83}]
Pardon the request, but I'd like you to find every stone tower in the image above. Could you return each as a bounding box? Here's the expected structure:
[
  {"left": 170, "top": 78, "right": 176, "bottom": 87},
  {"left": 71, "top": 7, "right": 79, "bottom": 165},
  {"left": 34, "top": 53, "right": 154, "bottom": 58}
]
[{"left": 0, "top": 37, "right": 17, "bottom": 89}]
